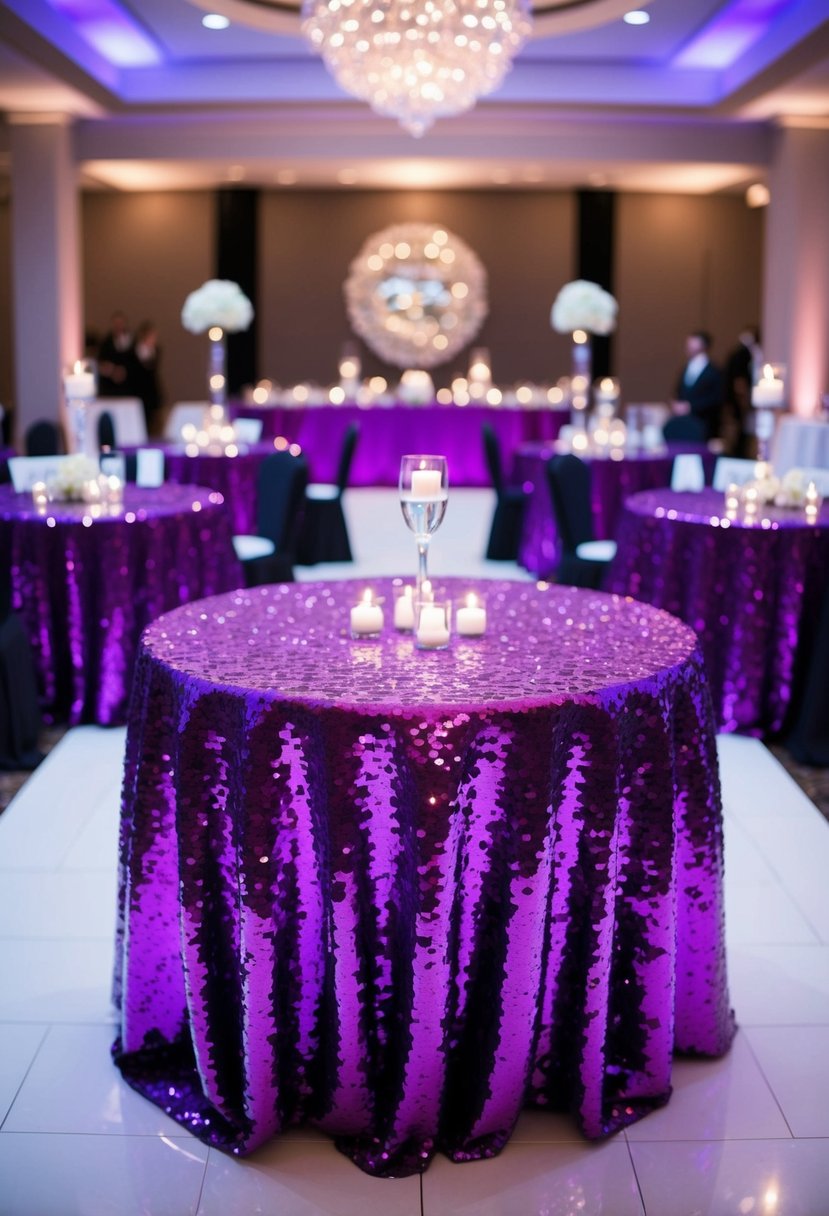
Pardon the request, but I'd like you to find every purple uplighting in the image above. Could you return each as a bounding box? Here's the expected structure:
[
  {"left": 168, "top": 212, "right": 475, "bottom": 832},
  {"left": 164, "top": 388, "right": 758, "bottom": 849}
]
[
  {"left": 674, "top": 0, "right": 791, "bottom": 69},
  {"left": 45, "top": 0, "right": 160, "bottom": 66}
]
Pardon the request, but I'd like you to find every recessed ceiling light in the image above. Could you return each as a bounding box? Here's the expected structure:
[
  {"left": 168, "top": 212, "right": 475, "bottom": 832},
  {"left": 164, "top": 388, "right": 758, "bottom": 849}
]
[
  {"left": 746, "top": 183, "right": 770, "bottom": 208},
  {"left": 623, "top": 10, "right": 650, "bottom": 25},
  {"left": 202, "top": 13, "right": 230, "bottom": 30}
]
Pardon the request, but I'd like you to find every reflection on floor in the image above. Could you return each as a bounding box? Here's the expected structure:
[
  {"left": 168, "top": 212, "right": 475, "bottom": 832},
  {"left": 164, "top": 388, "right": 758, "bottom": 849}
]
[
  {"left": 1, "top": 729, "right": 829, "bottom": 1214},
  {"left": 2, "top": 487, "right": 828, "bottom": 1214}
]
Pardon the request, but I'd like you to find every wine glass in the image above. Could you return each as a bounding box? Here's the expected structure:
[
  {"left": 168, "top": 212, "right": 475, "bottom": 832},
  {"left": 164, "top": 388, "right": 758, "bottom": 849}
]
[{"left": 399, "top": 455, "right": 448, "bottom": 594}]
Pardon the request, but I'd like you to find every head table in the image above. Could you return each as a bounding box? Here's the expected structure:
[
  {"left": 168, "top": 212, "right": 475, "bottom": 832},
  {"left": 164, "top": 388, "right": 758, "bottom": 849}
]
[
  {"left": 227, "top": 403, "right": 568, "bottom": 487},
  {"left": 113, "top": 577, "right": 734, "bottom": 1177},
  {"left": 605, "top": 488, "right": 829, "bottom": 736},
  {"left": 0, "top": 483, "right": 241, "bottom": 725}
]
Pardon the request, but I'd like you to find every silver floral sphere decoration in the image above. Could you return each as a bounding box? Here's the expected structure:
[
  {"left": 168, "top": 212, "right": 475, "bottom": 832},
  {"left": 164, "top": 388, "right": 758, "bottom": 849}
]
[
  {"left": 302, "top": 0, "right": 532, "bottom": 137},
  {"left": 344, "top": 222, "right": 488, "bottom": 369}
]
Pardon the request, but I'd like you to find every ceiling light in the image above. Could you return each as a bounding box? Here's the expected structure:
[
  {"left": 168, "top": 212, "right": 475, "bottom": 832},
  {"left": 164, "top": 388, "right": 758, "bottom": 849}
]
[
  {"left": 302, "top": 0, "right": 532, "bottom": 138},
  {"left": 623, "top": 10, "right": 650, "bottom": 25},
  {"left": 746, "top": 182, "right": 770, "bottom": 208},
  {"left": 202, "top": 13, "right": 230, "bottom": 29}
]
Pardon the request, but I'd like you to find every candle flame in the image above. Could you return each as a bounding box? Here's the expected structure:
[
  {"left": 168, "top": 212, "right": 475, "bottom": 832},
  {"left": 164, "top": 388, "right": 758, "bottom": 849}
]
[
  {"left": 762, "top": 363, "right": 774, "bottom": 380},
  {"left": 465, "top": 592, "right": 478, "bottom": 609},
  {"left": 361, "top": 589, "right": 373, "bottom": 603}
]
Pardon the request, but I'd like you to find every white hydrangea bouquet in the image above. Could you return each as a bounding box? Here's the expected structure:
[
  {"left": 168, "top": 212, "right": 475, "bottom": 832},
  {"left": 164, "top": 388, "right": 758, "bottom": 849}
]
[
  {"left": 551, "top": 279, "right": 618, "bottom": 335},
  {"left": 774, "top": 467, "right": 811, "bottom": 508},
  {"left": 181, "top": 279, "right": 254, "bottom": 334},
  {"left": 48, "top": 455, "right": 101, "bottom": 502}
]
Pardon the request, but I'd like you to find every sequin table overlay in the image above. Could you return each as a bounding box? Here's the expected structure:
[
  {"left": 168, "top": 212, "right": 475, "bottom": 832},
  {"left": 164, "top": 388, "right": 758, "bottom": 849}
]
[
  {"left": 606, "top": 488, "right": 829, "bottom": 736},
  {"left": 0, "top": 483, "right": 242, "bottom": 725},
  {"left": 113, "top": 578, "right": 735, "bottom": 1176}
]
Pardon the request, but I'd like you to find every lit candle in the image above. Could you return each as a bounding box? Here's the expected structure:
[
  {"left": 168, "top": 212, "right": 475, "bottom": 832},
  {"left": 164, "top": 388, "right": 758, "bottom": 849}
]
[
  {"left": 63, "top": 362, "right": 96, "bottom": 400},
  {"left": 805, "top": 481, "right": 820, "bottom": 519},
  {"left": 411, "top": 468, "right": 442, "bottom": 499},
  {"left": 456, "top": 592, "right": 486, "bottom": 637},
  {"left": 31, "top": 481, "right": 48, "bottom": 509},
  {"left": 752, "top": 366, "right": 784, "bottom": 408},
  {"left": 350, "top": 590, "right": 384, "bottom": 636},
  {"left": 743, "top": 485, "right": 759, "bottom": 512},
  {"left": 725, "top": 483, "right": 740, "bottom": 512},
  {"left": 393, "top": 585, "right": 415, "bottom": 631},
  {"left": 416, "top": 603, "right": 450, "bottom": 649}
]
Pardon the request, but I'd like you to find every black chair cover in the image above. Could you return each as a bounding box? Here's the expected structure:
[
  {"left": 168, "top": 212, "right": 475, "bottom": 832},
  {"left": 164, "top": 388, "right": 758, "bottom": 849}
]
[
  {"left": 663, "top": 414, "right": 707, "bottom": 443},
  {"left": 546, "top": 453, "right": 608, "bottom": 590},
  {"left": 25, "top": 420, "right": 61, "bottom": 457},
  {"left": 242, "top": 450, "right": 309, "bottom": 586},
  {"left": 296, "top": 422, "right": 359, "bottom": 565},
  {"left": 482, "top": 423, "right": 526, "bottom": 561}
]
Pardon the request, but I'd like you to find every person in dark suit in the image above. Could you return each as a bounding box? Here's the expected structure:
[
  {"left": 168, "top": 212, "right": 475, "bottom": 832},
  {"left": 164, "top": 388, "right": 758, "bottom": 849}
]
[
  {"left": 724, "top": 326, "right": 761, "bottom": 456},
  {"left": 97, "top": 311, "right": 134, "bottom": 397},
  {"left": 129, "top": 320, "right": 162, "bottom": 436},
  {"left": 672, "top": 330, "right": 724, "bottom": 441}
]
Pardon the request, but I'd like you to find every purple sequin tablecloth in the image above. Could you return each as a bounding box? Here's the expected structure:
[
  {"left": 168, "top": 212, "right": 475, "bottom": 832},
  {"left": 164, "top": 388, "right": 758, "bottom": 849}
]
[
  {"left": 113, "top": 577, "right": 734, "bottom": 1176},
  {"left": 228, "top": 403, "right": 568, "bottom": 486},
  {"left": 0, "top": 483, "right": 242, "bottom": 726},
  {"left": 515, "top": 443, "right": 715, "bottom": 575},
  {"left": 605, "top": 488, "right": 829, "bottom": 735},
  {"left": 142, "top": 442, "right": 280, "bottom": 535}
]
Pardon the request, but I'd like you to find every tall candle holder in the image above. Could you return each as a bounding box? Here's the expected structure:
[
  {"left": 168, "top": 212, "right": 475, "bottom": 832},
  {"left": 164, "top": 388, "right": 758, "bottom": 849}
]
[
  {"left": 751, "top": 362, "right": 786, "bottom": 463},
  {"left": 399, "top": 454, "right": 448, "bottom": 595},
  {"left": 63, "top": 359, "right": 97, "bottom": 454}
]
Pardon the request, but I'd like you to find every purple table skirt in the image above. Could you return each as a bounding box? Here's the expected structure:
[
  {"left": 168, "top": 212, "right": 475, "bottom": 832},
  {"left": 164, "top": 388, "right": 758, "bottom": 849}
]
[
  {"left": 0, "top": 483, "right": 242, "bottom": 726},
  {"left": 114, "top": 578, "right": 734, "bottom": 1177},
  {"left": 228, "top": 403, "right": 568, "bottom": 487},
  {"left": 605, "top": 488, "right": 829, "bottom": 736},
  {"left": 515, "top": 443, "right": 716, "bottom": 576},
  {"left": 141, "top": 442, "right": 279, "bottom": 535}
]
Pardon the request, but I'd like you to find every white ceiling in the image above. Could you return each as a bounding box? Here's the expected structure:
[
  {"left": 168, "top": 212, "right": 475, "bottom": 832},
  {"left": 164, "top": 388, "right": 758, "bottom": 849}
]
[{"left": 0, "top": 0, "right": 827, "bottom": 192}]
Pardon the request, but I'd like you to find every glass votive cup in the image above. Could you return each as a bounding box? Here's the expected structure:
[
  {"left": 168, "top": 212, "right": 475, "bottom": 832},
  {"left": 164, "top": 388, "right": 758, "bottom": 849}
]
[
  {"left": 31, "top": 481, "right": 49, "bottom": 511},
  {"left": 350, "top": 590, "right": 384, "bottom": 639},
  {"left": 393, "top": 584, "right": 416, "bottom": 632},
  {"left": 724, "top": 482, "right": 741, "bottom": 512},
  {"left": 456, "top": 592, "right": 487, "bottom": 638},
  {"left": 415, "top": 598, "right": 451, "bottom": 650}
]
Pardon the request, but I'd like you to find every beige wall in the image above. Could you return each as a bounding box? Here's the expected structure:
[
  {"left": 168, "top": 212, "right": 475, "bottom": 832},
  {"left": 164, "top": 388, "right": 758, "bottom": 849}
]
[
  {"left": 70, "top": 188, "right": 763, "bottom": 411},
  {"left": 81, "top": 191, "right": 215, "bottom": 409},
  {"left": 615, "top": 193, "right": 764, "bottom": 403},
  {"left": 259, "top": 189, "right": 576, "bottom": 389}
]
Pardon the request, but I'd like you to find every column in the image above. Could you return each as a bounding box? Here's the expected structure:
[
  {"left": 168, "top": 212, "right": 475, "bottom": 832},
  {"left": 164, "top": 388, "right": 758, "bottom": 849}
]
[
  {"left": 8, "top": 114, "right": 82, "bottom": 446},
  {"left": 762, "top": 124, "right": 829, "bottom": 416},
  {"left": 216, "top": 187, "right": 258, "bottom": 393}
]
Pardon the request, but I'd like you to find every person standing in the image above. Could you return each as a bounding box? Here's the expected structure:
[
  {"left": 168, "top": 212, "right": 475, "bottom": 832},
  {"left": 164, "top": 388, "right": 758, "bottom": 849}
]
[
  {"left": 130, "top": 321, "right": 162, "bottom": 437},
  {"left": 672, "top": 330, "right": 724, "bottom": 441},
  {"left": 724, "top": 327, "right": 762, "bottom": 456},
  {"left": 97, "top": 311, "right": 134, "bottom": 397}
]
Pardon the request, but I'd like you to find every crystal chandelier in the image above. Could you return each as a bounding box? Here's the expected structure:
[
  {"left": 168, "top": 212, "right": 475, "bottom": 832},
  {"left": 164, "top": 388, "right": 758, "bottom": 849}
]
[{"left": 302, "top": 0, "right": 533, "bottom": 138}]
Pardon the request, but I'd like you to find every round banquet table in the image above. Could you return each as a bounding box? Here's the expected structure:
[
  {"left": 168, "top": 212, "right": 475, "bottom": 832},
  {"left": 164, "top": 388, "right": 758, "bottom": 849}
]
[
  {"left": 515, "top": 442, "right": 715, "bottom": 575},
  {"left": 113, "top": 577, "right": 734, "bottom": 1177},
  {"left": 0, "top": 483, "right": 242, "bottom": 726},
  {"left": 139, "top": 441, "right": 281, "bottom": 535},
  {"left": 228, "top": 402, "right": 569, "bottom": 486},
  {"left": 605, "top": 488, "right": 829, "bottom": 736}
]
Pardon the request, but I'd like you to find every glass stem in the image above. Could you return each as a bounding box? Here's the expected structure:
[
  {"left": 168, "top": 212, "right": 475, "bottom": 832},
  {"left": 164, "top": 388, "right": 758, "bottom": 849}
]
[{"left": 416, "top": 536, "right": 430, "bottom": 594}]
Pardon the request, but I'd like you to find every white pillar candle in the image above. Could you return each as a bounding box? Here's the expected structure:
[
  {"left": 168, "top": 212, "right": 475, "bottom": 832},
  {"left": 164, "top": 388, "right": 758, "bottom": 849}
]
[
  {"left": 63, "top": 370, "right": 96, "bottom": 400},
  {"left": 416, "top": 603, "right": 450, "bottom": 648},
  {"left": 752, "top": 374, "right": 784, "bottom": 408},
  {"left": 411, "top": 468, "right": 442, "bottom": 499},
  {"left": 393, "top": 586, "right": 415, "bottom": 630},
  {"left": 456, "top": 593, "right": 486, "bottom": 637},
  {"left": 350, "top": 591, "right": 383, "bottom": 636}
]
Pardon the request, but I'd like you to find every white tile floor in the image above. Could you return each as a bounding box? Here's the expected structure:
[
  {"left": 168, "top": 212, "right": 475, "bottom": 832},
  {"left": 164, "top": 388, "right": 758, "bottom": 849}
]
[{"left": 1, "top": 490, "right": 828, "bottom": 1214}]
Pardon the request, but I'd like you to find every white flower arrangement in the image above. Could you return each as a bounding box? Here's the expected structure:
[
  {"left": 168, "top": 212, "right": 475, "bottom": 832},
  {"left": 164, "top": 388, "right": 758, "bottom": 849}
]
[
  {"left": 181, "top": 280, "right": 254, "bottom": 334},
  {"left": 774, "top": 467, "right": 809, "bottom": 508},
  {"left": 47, "top": 455, "right": 101, "bottom": 502},
  {"left": 551, "top": 279, "right": 618, "bottom": 336}
]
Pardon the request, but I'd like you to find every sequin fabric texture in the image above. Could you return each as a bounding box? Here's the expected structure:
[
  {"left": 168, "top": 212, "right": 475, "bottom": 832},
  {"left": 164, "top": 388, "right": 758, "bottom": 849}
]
[
  {"left": 151, "top": 443, "right": 278, "bottom": 535},
  {"left": 606, "top": 488, "right": 829, "bottom": 736},
  {"left": 113, "top": 578, "right": 735, "bottom": 1177},
  {"left": 0, "top": 483, "right": 241, "bottom": 725}
]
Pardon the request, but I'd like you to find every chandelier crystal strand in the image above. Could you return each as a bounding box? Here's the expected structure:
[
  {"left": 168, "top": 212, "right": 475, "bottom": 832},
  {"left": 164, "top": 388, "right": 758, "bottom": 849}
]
[{"left": 302, "top": 0, "right": 533, "bottom": 137}]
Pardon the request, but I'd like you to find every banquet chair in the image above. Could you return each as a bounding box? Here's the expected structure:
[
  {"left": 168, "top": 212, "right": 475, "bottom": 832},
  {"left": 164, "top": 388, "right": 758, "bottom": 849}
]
[
  {"left": 546, "top": 454, "right": 616, "bottom": 589},
  {"left": 233, "top": 450, "right": 309, "bottom": 585},
  {"left": 25, "top": 420, "right": 61, "bottom": 457},
  {"left": 482, "top": 422, "right": 526, "bottom": 560},
  {"left": 0, "top": 562, "right": 42, "bottom": 771},
  {"left": 97, "top": 410, "right": 116, "bottom": 451},
  {"left": 663, "top": 414, "right": 707, "bottom": 444},
  {"left": 295, "top": 422, "right": 359, "bottom": 565}
]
